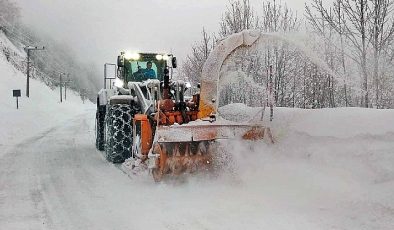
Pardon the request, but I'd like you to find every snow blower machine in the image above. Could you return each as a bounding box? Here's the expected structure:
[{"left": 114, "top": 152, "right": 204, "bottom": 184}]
[{"left": 96, "top": 30, "right": 274, "bottom": 181}]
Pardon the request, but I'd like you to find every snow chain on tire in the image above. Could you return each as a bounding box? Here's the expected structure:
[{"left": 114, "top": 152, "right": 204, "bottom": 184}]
[
  {"left": 95, "top": 105, "right": 106, "bottom": 151},
  {"left": 105, "top": 103, "right": 139, "bottom": 163}
]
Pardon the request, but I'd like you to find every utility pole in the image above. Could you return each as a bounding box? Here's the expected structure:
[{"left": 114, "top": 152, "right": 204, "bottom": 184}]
[{"left": 25, "top": 46, "right": 45, "bottom": 97}]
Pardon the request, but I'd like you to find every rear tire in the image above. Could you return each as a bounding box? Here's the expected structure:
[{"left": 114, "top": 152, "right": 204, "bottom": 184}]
[
  {"left": 105, "top": 103, "right": 139, "bottom": 163},
  {"left": 95, "top": 105, "right": 106, "bottom": 151}
]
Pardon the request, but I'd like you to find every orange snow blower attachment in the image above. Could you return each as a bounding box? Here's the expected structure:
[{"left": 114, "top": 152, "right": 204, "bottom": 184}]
[
  {"left": 133, "top": 114, "right": 153, "bottom": 156},
  {"left": 128, "top": 30, "right": 274, "bottom": 182},
  {"left": 150, "top": 122, "right": 273, "bottom": 181}
]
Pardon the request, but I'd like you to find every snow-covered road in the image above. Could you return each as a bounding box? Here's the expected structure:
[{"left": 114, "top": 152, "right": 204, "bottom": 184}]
[{"left": 1, "top": 109, "right": 394, "bottom": 230}]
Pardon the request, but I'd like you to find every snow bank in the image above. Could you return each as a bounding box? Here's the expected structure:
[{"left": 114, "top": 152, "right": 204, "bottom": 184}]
[
  {"left": 275, "top": 107, "right": 394, "bottom": 138},
  {"left": 219, "top": 103, "right": 394, "bottom": 138},
  {"left": 145, "top": 103, "right": 394, "bottom": 230},
  {"left": 218, "top": 103, "right": 262, "bottom": 122},
  {"left": 118, "top": 103, "right": 394, "bottom": 229},
  {"left": 0, "top": 33, "right": 94, "bottom": 155}
]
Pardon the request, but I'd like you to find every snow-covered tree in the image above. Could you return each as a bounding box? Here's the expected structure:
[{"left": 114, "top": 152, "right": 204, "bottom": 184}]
[
  {"left": 182, "top": 0, "right": 394, "bottom": 109},
  {"left": 219, "top": 0, "right": 259, "bottom": 37},
  {"left": 306, "top": 0, "right": 394, "bottom": 108},
  {"left": 180, "top": 28, "right": 214, "bottom": 85}
]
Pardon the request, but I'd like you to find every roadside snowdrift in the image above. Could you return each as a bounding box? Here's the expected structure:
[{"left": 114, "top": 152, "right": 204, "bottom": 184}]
[
  {"left": 124, "top": 104, "right": 394, "bottom": 230},
  {"left": 219, "top": 103, "right": 394, "bottom": 138},
  {"left": 114, "top": 101, "right": 394, "bottom": 230},
  {"left": 0, "top": 32, "right": 94, "bottom": 155},
  {"left": 215, "top": 104, "right": 394, "bottom": 229}
]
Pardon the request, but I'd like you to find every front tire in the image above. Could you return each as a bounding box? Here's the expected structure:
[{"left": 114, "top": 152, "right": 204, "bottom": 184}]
[{"left": 105, "top": 103, "right": 138, "bottom": 163}]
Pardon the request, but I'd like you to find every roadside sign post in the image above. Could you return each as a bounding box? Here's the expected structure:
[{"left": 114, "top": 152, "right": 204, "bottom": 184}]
[{"left": 13, "top": 89, "right": 21, "bottom": 109}]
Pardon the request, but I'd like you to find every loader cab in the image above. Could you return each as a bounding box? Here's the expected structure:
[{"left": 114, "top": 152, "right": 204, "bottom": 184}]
[{"left": 117, "top": 52, "right": 177, "bottom": 85}]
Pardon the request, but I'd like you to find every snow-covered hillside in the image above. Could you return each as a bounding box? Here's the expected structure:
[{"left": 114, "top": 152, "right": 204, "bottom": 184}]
[{"left": 0, "top": 31, "right": 94, "bottom": 155}]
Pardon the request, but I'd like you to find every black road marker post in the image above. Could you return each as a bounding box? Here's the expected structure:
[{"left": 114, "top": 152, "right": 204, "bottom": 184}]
[{"left": 13, "top": 89, "right": 21, "bottom": 109}]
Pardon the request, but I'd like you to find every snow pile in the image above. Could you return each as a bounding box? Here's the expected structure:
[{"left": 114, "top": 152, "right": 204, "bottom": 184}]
[
  {"left": 214, "top": 104, "right": 394, "bottom": 229},
  {"left": 0, "top": 32, "right": 94, "bottom": 155},
  {"left": 117, "top": 103, "right": 394, "bottom": 229},
  {"left": 220, "top": 104, "right": 394, "bottom": 137},
  {"left": 278, "top": 107, "right": 394, "bottom": 138},
  {"left": 218, "top": 103, "right": 262, "bottom": 122}
]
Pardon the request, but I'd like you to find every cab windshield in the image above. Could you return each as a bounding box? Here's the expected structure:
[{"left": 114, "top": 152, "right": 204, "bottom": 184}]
[{"left": 124, "top": 54, "right": 166, "bottom": 83}]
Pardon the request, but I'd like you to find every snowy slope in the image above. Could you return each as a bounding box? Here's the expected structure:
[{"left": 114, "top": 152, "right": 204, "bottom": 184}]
[{"left": 0, "top": 32, "right": 94, "bottom": 155}]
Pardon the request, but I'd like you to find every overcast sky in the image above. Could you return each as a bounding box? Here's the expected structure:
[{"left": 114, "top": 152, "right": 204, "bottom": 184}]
[{"left": 15, "top": 0, "right": 307, "bottom": 72}]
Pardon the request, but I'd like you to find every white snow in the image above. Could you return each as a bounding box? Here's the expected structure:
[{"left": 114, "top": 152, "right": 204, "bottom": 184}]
[
  {"left": 273, "top": 107, "right": 394, "bottom": 138},
  {"left": 218, "top": 102, "right": 263, "bottom": 122},
  {"left": 121, "top": 103, "right": 394, "bottom": 230},
  {"left": 219, "top": 103, "right": 394, "bottom": 138}
]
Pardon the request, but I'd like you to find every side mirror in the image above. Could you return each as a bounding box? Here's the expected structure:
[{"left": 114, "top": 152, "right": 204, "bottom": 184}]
[
  {"left": 117, "top": 55, "right": 124, "bottom": 67},
  {"left": 171, "top": 57, "right": 177, "bottom": 68}
]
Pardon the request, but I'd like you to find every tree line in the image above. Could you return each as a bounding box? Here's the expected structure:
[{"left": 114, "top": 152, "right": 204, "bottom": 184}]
[{"left": 181, "top": 0, "right": 394, "bottom": 109}]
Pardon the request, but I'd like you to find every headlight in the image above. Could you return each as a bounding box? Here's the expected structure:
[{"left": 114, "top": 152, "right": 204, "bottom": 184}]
[
  {"left": 124, "top": 52, "right": 133, "bottom": 60},
  {"left": 114, "top": 78, "right": 124, "bottom": 88},
  {"left": 162, "top": 55, "right": 169, "bottom": 61},
  {"left": 156, "top": 54, "right": 163, "bottom": 60},
  {"left": 131, "top": 53, "right": 140, "bottom": 60},
  {"left": 125, "top": 52, "right": 140, "bottom": 60}
]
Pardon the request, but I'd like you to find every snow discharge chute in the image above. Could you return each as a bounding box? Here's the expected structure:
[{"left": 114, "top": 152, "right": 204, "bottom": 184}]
[{"left": 199, "top": 29, "right": 261, "bottom": 118}]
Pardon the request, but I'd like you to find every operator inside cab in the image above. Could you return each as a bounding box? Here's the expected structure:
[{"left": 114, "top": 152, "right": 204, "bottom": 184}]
[
  {"left": 132, "top": 61, "right": 157, "bottom": 81},
  {"left": 143, "top": 61, "right": 156, "bottom": 79}
]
